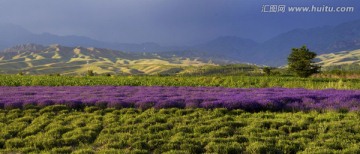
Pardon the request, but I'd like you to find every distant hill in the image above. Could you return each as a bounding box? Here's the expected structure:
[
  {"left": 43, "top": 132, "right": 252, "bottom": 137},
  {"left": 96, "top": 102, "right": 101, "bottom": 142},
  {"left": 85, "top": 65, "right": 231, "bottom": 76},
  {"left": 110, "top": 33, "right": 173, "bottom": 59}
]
[
  {"left": 170, "top": 19, "right": 360, "bottom": 65},
  {"left": 0, "top": 44, "right": 212, "bottom": 75},
  {"left": 316, "top": 49, "right": 360, "bottom": 70},
  {"left": 1, "top": 19, "right": 360, "bottom": 66}
]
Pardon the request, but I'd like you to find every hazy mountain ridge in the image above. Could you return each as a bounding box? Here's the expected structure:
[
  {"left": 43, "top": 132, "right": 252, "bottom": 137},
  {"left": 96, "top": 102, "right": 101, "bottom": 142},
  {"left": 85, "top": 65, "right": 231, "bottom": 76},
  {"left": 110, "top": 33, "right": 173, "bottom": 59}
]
[
  {"left": 2, "top": 44, "right": 47, "bottom": 53},
  {"left": 256, "top": 20, "right": 360, "bottom": 65},
  {"left": 0, "top": 19, "right": 360, "bottom": 66},
  {"left": 0, "top": 23, "right": 181, "bottom": 53}
]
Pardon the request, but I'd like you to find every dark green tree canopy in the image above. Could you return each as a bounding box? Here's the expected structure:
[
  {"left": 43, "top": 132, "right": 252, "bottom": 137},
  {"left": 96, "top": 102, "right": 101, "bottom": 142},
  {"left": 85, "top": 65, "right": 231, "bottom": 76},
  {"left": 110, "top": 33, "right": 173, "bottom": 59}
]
[
  {"left": 262, "top": 67, "right": 271, "bottom": 76},
  {"left": 287, "top": 46, "right": 320, "bottom": 78}
]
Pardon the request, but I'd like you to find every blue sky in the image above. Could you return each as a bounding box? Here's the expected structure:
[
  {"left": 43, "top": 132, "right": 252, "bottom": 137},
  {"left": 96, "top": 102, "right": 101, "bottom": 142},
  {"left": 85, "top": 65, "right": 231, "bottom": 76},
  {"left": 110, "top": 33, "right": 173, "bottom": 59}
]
[{"left": 0, "top": 0, "right": 359, "bottom": 45}]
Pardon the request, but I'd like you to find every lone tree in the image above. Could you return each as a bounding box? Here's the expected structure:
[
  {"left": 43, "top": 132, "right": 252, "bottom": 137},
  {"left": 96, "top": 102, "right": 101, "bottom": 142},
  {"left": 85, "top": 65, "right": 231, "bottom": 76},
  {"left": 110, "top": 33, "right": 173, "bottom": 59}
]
[
  {"left": 287, "top": 46, "right": 320, "bottom": 78},
  {"left": 87, "top": 70, "right": 95, "bottom": 76}
]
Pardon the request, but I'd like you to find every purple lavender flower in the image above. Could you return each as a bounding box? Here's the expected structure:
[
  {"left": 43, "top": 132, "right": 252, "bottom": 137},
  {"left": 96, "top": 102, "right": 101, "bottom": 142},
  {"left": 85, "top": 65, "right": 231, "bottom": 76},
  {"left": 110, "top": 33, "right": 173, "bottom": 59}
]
[{"left": 0, "top": 86, "right": 360, "bottom": 111}]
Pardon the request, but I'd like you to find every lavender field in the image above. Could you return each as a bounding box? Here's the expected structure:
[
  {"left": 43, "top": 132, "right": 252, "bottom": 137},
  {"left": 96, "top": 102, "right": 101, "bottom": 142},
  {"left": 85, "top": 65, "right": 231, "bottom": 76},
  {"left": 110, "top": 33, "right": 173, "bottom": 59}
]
[{"left": 1, "top": 86, "right": 360, "bottom": 111}]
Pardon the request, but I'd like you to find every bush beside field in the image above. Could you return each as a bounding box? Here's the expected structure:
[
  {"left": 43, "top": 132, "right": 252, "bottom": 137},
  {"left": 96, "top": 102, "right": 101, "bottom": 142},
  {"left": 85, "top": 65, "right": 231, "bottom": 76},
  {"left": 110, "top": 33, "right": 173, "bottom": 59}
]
[{"left": 1, "top": 106, "right": 360, "bottom": 153}]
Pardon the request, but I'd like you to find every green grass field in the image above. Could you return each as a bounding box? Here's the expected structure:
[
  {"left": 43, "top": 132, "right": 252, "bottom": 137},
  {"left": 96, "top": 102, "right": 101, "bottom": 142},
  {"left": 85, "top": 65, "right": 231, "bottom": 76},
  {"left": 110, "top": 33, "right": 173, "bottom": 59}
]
[
  {"left": 0, "top": 75, "right": 359, "bottom": 89},
  {"left": 1, "top": 106, "right": 360, "bottom": 153}
]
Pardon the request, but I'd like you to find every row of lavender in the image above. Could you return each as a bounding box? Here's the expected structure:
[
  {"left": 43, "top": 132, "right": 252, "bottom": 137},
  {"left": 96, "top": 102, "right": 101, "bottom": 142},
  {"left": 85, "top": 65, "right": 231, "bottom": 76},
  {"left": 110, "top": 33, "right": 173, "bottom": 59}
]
[{"left": 1, "top": 86, "right": 360, "bottom": 111}]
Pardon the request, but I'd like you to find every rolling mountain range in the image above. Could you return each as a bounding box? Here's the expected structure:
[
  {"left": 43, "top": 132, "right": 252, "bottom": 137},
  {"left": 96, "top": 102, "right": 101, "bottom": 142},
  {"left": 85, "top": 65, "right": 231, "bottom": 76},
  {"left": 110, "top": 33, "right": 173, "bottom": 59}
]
[
  {"left": 0, "top": 19, "right": 360, "bottom": 66},
  {"left": 0, "top": 43, "right": 359, "bottom": 75},
  {"left": 0, "top": 44, "right": 211, "bottom": 75}
]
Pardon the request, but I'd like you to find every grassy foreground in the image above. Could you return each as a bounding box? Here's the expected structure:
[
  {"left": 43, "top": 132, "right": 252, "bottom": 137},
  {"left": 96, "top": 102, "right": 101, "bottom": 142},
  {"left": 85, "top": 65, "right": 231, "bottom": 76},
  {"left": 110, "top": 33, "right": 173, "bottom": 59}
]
[
  {"left": 1, "top": 105, "right": 360, "bottom": 153},
  {"left": 0, "top": 75, "right": 360, "bottom": 89}
]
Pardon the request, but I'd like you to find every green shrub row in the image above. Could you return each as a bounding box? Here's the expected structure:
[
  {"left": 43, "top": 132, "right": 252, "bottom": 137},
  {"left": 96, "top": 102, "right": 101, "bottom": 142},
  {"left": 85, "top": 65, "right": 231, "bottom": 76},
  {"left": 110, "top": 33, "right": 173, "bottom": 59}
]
[
  {"left": 0, "top": 75, "right": 359, "bottom": 89},
  {"left": 1, "top": 106, "right": 360, "bottom": 153}
]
